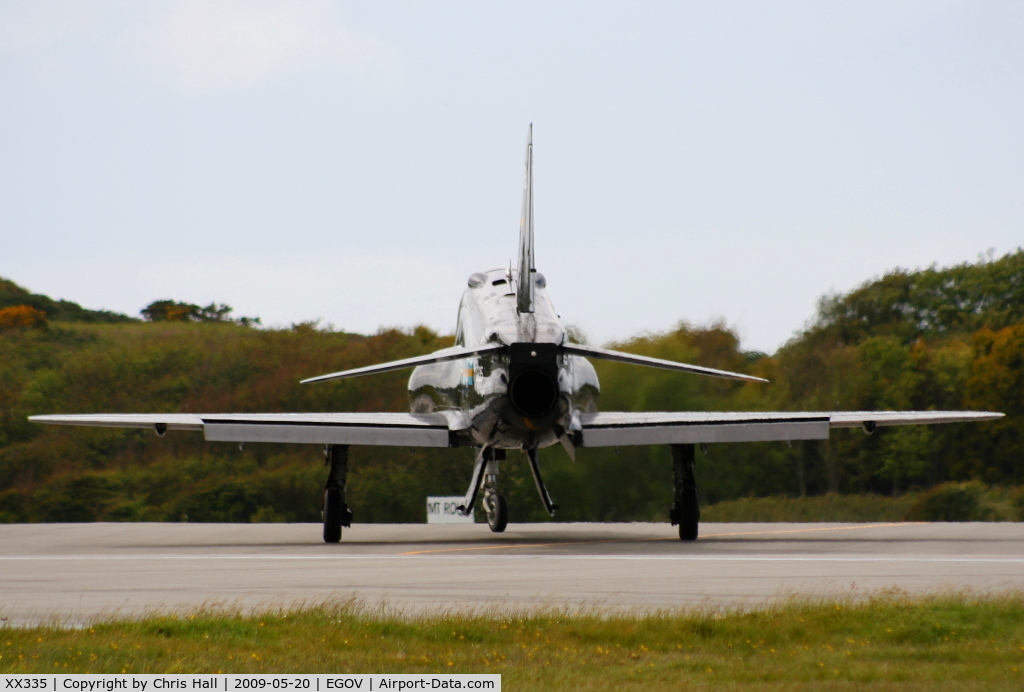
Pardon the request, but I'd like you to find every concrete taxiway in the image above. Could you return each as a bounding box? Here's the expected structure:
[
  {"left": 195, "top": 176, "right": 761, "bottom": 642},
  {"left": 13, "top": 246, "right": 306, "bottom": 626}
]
[{"left": 1, "top": 522, "right": 1022, "bottom": 624}]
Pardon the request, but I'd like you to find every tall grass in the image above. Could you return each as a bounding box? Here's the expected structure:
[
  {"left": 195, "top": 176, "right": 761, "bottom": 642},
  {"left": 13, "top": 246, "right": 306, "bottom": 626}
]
[
  {"left": 702, "top": 485, "right": 1024, "bottom": 523},
  {"left": 1, "top": 594, "right": 1022, "bottom": 689},
  {"left": 702, "top": 493, "right": 920, "bottom": 522}
]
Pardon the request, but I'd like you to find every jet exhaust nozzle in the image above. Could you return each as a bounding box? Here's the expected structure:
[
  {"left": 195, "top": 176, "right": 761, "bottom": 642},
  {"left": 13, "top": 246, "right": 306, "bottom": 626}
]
[{"left": 507, "top": 342, "right": 560, "bottom": 419}]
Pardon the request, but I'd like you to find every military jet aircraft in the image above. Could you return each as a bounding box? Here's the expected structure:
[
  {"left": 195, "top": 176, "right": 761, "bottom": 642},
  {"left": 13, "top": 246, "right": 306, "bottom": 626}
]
[{"left": 31, "top": 126, "right": 1002, "bottom": 542}]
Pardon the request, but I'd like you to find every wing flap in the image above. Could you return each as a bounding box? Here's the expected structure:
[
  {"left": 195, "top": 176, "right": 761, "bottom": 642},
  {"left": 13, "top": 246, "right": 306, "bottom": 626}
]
[
  {"left": 202, "top": 412, "right": 453, "bottom": 446},
  {"left": 579, "top": 410, "right": 1003, "bottom": 447},
  {"left": 29, "top": 412, "right": 456, "bottom": 447},
  {"left": 579, "top": 412, "right": 829, "bottom": 446}
]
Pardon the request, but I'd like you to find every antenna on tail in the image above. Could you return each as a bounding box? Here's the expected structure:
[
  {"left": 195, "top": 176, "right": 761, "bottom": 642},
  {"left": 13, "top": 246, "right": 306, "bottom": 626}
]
[{"left": 516, "top": 124, "right": 535, "bottom": 314}]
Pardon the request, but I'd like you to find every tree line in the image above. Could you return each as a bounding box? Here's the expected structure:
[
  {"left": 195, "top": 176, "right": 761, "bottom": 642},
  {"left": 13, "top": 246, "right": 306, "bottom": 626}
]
[{"left": 0, "top": 251, "right": 1020, "bottom": 524}]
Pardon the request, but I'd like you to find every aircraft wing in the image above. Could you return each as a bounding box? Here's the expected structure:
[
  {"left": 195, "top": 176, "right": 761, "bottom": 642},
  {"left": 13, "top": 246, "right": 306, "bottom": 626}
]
[
  {"left": 28, "top": 412, "right": 462, "bottom": 447},
  {"left": 31, "top": 409, "right": 1003, "bottom": 448},
  {"left": 577, "top": 410, "right": 1004, "bottom": 447}
]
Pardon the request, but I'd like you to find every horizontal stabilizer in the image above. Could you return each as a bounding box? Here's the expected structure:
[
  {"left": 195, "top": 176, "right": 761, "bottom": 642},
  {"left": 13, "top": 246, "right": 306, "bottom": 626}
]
[
  {"left": 563, "top": 343, "right": 768, "bottom": 384},
  {"left": 301, "top": 343, "right": 505, "bottom": 384}
]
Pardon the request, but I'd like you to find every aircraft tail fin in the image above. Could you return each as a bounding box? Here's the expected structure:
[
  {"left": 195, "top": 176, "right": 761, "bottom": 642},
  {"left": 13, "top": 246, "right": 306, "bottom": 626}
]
[{"left": 516, "top": 124, "right": 535, "bottom": 314}]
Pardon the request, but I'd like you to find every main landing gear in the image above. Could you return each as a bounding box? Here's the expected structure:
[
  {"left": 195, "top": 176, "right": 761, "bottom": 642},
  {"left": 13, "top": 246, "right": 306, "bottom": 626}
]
[
  {"left": 669, "top": 443, "right": 700, "bottom": 541},
  {"left": 323, "top": 444, "right": 354, "bottom": 543}
]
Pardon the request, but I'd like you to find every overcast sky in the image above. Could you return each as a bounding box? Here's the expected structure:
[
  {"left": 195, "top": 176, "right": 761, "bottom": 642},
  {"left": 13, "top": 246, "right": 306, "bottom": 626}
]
[{"left": 2, "top": 1, "right": 1022, "bottom": 352}]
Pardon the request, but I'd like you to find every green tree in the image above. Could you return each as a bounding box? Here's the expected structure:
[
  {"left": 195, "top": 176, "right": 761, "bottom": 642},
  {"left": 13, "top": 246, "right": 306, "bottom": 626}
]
[{"left": 141, "top": 300, "right": 260, "bottom": 326}]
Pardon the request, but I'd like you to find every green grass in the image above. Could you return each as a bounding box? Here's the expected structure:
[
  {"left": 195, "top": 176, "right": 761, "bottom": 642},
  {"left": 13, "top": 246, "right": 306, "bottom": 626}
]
[
  {"left": 2, "top": 593, "right": 1023, "bottom": 689},
  {"left": 702, "top": 486, "right": 1024, "bottom": 523},
  {"left": 701, "top": 493, "right": 921, "bottom": 523}
]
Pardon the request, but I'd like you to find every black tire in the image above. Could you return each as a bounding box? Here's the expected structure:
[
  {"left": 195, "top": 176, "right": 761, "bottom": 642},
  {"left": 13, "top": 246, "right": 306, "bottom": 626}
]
[
  {"left": 323, "top": 487, "right": 343, "bottom": 543},
  {"left": 485, "top": 493, "right": 508, "bottom": 533},
  {"left": 677, "top": 485, "right": 699, "bottom": 541}
]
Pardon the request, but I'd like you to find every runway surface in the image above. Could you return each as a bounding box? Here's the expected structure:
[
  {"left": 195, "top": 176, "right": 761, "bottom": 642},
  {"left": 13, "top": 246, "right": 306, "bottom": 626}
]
[{"left": 1, "top": 522, "right": 1022, "bottom": 625}]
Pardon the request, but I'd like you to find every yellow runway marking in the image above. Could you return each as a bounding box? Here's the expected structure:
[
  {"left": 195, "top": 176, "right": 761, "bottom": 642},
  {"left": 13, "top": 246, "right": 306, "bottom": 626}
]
[{"left": 398, "top": 522, "right": 918, "bottom": 555}]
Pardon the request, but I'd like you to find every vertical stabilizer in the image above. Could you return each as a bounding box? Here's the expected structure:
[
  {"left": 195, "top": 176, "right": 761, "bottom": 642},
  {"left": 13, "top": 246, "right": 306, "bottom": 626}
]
[{"left": 516, "top": 124, "right": 535, "bottom": 314}]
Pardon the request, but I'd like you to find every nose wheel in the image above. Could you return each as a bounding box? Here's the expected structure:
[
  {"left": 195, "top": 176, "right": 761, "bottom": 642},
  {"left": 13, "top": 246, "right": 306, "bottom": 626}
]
[
  {"left": 482, "top": 451, "right": 508, "bottom": 532},
  {"left": 484, "top": 491, "right": 508, "bottom": 532}
]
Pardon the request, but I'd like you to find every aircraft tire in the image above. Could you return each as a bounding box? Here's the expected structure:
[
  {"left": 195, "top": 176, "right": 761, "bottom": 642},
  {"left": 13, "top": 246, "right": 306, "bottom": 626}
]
[
  {"left": 677, "top": 485, "right": 699, "bottom": 541},
  {"left": 486, "top": 493, "right": 508, "bottom": 533},
  {"left": 323, "top": 487, "right": 343, "bottom": 543}
]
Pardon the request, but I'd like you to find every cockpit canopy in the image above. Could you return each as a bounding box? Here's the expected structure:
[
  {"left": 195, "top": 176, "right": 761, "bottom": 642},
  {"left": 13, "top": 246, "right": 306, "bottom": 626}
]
[
  {"left": 467, "top": 270, "right": 546, "bottom": 289},
  {"left": 456, "top": 268, "right": 561, "bottom": 346}
]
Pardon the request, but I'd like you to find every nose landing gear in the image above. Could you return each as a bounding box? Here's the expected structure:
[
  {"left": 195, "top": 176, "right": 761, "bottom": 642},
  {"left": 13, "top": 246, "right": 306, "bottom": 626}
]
[
  {"left": 457, "top": 447, "right": 507, "bottom": 530},
  {"left": 457, "top": 445, "right": 559, "bottom": 532},
  {"left": 481, "top": 453, "right": 508, "bottom": 532}
]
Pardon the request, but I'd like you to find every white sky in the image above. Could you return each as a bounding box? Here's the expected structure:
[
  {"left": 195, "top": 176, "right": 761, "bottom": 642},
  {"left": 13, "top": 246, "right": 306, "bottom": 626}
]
[{"left": 1, "top": 1, "right": 1022, "bottom": 353}]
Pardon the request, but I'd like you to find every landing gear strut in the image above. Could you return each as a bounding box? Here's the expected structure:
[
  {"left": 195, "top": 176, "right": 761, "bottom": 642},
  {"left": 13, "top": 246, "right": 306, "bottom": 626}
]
[
  {"left": 526, "top": 447, "right": 558, "bottom": 517},
  {"left": 458, "top": 446, "right": 559, "bottom": 531},
  {"left": 669, "top": 444, "right": 699, "bottom": 541},
  {"left": 323, "top": 444, "right": 353, "bottom": 543},
  {"left": 458, "top": 447, "right": 508, "bottom": 532}
]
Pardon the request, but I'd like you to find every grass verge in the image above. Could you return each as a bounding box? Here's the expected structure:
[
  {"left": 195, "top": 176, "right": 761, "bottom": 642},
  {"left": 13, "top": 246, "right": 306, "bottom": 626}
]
[
  {"left": 701, "top": 493, "right": 920, "bottom": 522},
  {"left": 701, "top": 485, "right": 1024, "bottom": 523},
  {"left": 2, "top": 593, "right": 1023, "bottom": 690}
]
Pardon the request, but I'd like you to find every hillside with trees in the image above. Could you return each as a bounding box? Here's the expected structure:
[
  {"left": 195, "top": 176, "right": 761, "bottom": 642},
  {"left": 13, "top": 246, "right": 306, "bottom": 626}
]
[
  {"left": 0, "top": 251, "right": 1021, "bottom": 524},
  {"left": 0, "top": 278, "right": 134, "bottom": 324}
]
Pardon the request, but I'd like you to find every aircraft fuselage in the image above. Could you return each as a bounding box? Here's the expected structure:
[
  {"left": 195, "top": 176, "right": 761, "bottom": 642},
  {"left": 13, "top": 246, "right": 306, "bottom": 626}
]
[{"left": 408, "top": 267, "right": 599, "bottom": 450}]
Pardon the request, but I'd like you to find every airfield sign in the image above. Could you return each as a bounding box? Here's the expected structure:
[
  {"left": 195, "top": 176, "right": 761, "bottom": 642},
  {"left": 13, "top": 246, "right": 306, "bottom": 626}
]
[{"left": 427, "top": 496, "right": 475, "bottom": 524}]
